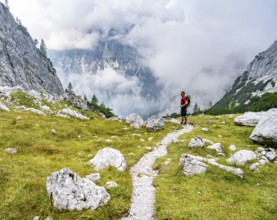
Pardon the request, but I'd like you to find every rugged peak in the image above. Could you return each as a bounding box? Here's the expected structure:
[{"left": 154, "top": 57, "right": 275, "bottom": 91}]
[
  {"left": 208, "top": 40, "right": 277, "bottom": 114},
  {"left": 0, "top": 2, "right": 64, "bottom": 96},
  {"left": 246, "top": 40, "right": 277, "bottom": 80}
]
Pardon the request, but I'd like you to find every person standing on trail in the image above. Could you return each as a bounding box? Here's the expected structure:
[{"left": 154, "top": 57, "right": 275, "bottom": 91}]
[{"left": 180, "top": 91, "right": 188, "bottom": 125}]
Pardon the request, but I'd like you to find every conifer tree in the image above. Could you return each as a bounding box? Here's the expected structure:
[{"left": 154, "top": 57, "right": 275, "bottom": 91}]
[
  {"left": 40, "top": 39, "right": 47, "bottom": 57},
  {"left": 66, "top": 82, "right": 73, "bottom": 94},
  {"left": 91, "top": 95, "right": 98, "bottom": 106}
]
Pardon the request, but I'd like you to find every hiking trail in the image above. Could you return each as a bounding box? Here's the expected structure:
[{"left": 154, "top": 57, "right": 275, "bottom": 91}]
[{"left": 122, "top": 125, "right": 193, "bottom": 220}]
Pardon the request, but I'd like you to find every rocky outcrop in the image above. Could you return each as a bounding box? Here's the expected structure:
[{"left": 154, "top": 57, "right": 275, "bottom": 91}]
[
  {"left": 89, "top": 147, "right": 126, "bottom": 171},
  {"left": 0, "top": 3, "right": 63, "bottom": 96},
  {"left": 125, "top": 113, "right": 144, "bottom": 129},
  {"left": 180, "top": 154, "right": 244, "bottom": 178},
  {"left": 209, "top": 41, "right": 277, "bottom": 113},
  {"left": 188, "top": 137, "right": 204, "bottom": 149},
  {"left": 249, "top": 109, "right": 277, "bottom": 148},
  {"left": 57, "top": 107, "right": 89, "bottom": 120},
  {"left": 227, "top": 150, "right": 257, "bottom": 165},
  {"left": 145, "top": 117, "right": 165, "bottom": 132},
  {"left": 64, "top": 92, "right": 88, "bottom": 110},
  {"left": 234, "top": 112, "right": 264, "bottom": 126},
  {"left": 179, "top": 154, "right": 207, "bottom": 176},
  {"left": 46, "top": 168, "right": 110, "bottom": 211}
]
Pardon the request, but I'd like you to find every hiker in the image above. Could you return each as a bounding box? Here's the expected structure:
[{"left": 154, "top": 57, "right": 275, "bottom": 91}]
[{"left": 180, "top": 91, "right": 188, "bottom": 125}]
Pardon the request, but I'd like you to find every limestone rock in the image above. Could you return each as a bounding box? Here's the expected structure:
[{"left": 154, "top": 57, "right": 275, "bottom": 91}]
[
  {"left": 182, "top": 154, "right": 243, "bottom": 178},
  {"left": 25, "top": 108, "right": 46, "bottom": 116},
  {"left": 0, "top": 3, "right": 64, "bottom": 96},
  {"left": 125, "top": 113, "right": 144, "bottom": 129},
  {"left": 64, "top": 92, "right": 88, "bottom": 110},
  {"left": 55, "top": 113, "right": 70, "bottom": 119},
  {"left": 227, "top": 150, "right": 257, "bottom": 165},
  {"left": 207, "top": 143, "right": 223, "bottom": 153},
  {"left": 250, "top": 109, "right": 277, "bottom": 148},
  {"left": 179, "top": 154, "right": 207, "bottom": 176},
  {"left": 89, "top": 147, "right": 126, "bottom": 171},
  {"left": 0, "top": 102, "right": 10, "bottom": 111},
  {"left": 5, "top": 148, "right": 16, "bottom": 154},
  {"left": 85, "top": 173, "right": 101, "bottom": 182},
  {"left": 265, "top": 149, "right": 276, "bottom": 161},
  {"left": 229, "top": 145, "right": 237, "bottom": 151},
  {"left": 57, "top": 108, "right": 89, "bottom": 120},
  {"left": 41, "top": 105, "right": 51, "bottom": 112},
  {"left": 145, "top": 117, "right": 165, "bottom": 132},
  {"left": 188, "top": 137, "right": 204, "bottom": 149},
  {"left": 46, "top": 168, "right": 110, "bottom": 211},
  {"left": 106, "top": 181, "right": 118, "bottom": 188},
  {"left": 234, "top": 112, "right": 264, "bottom": 126}
]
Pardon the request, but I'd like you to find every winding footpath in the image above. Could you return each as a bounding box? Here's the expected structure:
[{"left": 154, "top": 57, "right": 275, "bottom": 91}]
[{"left": 122, "top": 125, "right": 193, "bottom": 220}]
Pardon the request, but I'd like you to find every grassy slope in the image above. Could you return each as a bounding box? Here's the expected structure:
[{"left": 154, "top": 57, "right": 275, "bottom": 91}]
[
  {"left": 0, "top": 109, "right": 180, "bottom": 220},
  {"left": 154, "top": 114, "right": 277, "bottom": 220}
]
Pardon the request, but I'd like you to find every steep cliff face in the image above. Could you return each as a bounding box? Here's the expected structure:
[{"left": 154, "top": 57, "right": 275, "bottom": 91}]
[
  {"left": 0, "top": 3, "right": 64, "bottom": 96},
  {"left": 209, "top": 41, "right": 277, "bottom": 114}
]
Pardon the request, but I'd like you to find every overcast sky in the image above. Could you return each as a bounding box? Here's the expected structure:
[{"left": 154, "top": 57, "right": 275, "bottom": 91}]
[{"left": 2, "top": 0, "right": 277, "bottom": 114}]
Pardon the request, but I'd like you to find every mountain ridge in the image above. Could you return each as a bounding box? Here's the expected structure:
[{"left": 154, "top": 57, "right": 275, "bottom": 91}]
[
  {"left": 0, "top": 2, "right": 64, "bottom": 96},
  {"left": 207, "top": 40, "right": 277, "bottom": 114}
]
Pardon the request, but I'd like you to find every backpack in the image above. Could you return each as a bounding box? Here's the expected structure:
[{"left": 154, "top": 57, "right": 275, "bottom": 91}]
[{"left": 186, "top": 95, "right": 191, "bottom": 108}]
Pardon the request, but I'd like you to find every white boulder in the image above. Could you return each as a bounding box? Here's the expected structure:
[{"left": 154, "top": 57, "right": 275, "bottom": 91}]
[
  {"left": 234, "top": 111, "right": 264, "bottom": 126},
  {"left": 145, "top": 117, "right": 165, "bottom": 132},
  {"left": 265, "top": 149, "right": 276, "bottom": 161},
  {"left": 46, "top": 168, "right": 110, "bottom": 211},
  {"left": 228, "top": 145, "right": 237, "bottom": 151},
  {"left": 188, "top": 137, "right": 204, "bottom": 149},
  {"left": 227, "top": 150, "right": 257, "bottom": 165},
  {"left": 179, "top": 154, "right": 207, "bottom": 176},
  {"left": 0, "top": 102, "right": 10, "bottom": 111},
  {"left": 125, "top": 113, "right": 144, "bottom": 129},
  {"left": 249, "top": 109, "right": 277, "bottom": 148},
  {"left": 85, "top": 173, "right": 101, "bottom": 182},
  {"left": 207, "top": 143, "right": 223, "bottom": 153},
  {"left": 106, "top": 181, "right": 118, "bottom": 188},
  {"left": 5, "top": 148, "right": 17, "bottom": 154},
  {"left": 41, "top": 105, "right": 51, "bottom": 112},
  {"left": 89, "top": 147, "right": 126, "bottom": 171}
]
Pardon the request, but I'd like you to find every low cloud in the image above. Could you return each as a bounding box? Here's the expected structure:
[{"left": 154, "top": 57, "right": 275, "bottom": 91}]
[{"left": 3, "top": 0, "right": 277, "bottom": 114}]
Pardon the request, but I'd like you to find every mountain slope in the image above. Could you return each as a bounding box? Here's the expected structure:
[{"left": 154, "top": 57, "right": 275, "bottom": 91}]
[
  {"left": 208, "top": 41, "right": 277, "bottom": 114},
  {"left": 48, "top": 36, "right": 162, "bottom": 116},
  {"left": 0, "top": 3, "right": 63, "bottom": 96}
]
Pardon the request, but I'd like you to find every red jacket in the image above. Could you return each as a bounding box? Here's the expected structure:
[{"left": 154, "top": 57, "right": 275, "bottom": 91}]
[{"left": 181, "top": 97, "right": 187, "bottom": 106}]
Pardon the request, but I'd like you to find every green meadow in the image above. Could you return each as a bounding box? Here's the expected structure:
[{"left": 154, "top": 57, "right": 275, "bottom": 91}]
[{"left": 0, "top": 95, "right": 276, "bottom": 219}]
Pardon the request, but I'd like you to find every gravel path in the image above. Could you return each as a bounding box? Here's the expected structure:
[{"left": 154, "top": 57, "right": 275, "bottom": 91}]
[{"left": 122, "top": 125, "right": 193, "bottom": 220}]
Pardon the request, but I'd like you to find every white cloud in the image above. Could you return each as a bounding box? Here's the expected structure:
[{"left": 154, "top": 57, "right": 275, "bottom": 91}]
[{"left": 2, "top": 0, "right": 277, "bottom": 114}]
